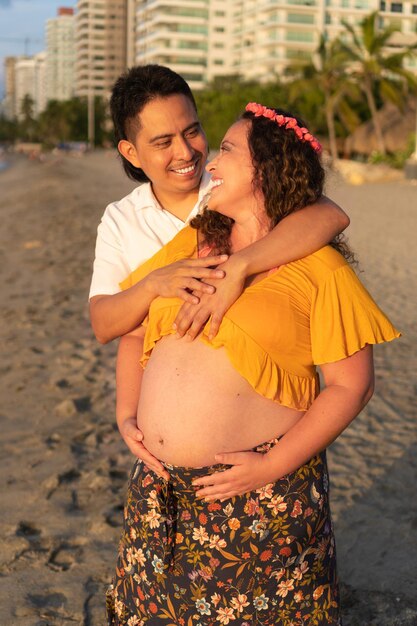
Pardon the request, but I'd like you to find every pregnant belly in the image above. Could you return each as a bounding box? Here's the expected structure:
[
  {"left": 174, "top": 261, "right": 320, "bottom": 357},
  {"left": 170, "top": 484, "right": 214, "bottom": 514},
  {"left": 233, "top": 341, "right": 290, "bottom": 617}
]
[{"left": 137, "top": 335, "right": 302, "bottom": 467}]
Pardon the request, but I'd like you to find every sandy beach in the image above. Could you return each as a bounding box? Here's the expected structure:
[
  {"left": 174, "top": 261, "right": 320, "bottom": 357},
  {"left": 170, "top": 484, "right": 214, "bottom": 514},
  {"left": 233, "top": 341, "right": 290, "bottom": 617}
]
[{"left": 0, "top": 151, "right": 416, "bottom": 626}]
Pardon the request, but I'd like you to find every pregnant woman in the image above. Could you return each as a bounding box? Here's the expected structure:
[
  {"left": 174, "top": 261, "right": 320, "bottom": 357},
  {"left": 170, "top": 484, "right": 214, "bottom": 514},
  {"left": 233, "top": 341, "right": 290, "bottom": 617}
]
[{"left": 107, "top": 103, "right": 400, "bottom": 626}]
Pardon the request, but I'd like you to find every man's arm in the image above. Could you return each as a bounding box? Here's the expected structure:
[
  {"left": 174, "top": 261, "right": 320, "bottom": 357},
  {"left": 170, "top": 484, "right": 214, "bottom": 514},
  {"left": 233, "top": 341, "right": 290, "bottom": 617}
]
[
  {"left": 175, "top": 196, "right": 350, "bottom": 338},
  {"left": 116, "top": 327, "right": 169, "bottom": 479},
  {"left": 89, "top": 200, "right": 228, "bottom": 344},
  {"left": 90, "top": 254, "right": 228, "bottom": 344},
  {"left": 232, "top": 195, "right": 349, "bottom": 275}
]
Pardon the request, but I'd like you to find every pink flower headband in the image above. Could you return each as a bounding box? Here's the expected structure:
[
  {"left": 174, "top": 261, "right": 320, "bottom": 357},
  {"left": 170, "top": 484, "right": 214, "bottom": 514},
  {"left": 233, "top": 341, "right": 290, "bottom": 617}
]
[{"left": 245, "top": 102, "right": 322, "bottom": 153}]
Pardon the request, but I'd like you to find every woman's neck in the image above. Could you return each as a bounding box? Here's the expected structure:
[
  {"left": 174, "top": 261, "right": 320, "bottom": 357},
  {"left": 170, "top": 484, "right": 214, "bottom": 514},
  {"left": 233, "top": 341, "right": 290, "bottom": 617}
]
[{"left": 230, "top": 217, "right": 271, "bottom": 253}]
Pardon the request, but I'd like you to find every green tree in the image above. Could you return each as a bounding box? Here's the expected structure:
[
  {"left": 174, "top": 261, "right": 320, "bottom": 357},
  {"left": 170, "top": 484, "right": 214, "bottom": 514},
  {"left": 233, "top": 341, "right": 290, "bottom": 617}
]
[
  {"left": 339, "top": 10, "right": 417, "bottom": 155},
  {"left": 19, "top": 94, "right": 38, "bottom": 141},
  {"left": 288, "top": 35, "right": 361, "bottom": 161},
  {"left": 36, "top": 96, "right": 109, "bottom": 148},
  {"left": 195, "top": 77, "right": 291, "bottom": 149},
  {"left": 37, "top": 100, "right": 71, "bottom": 146},
  {"left": 0, "top": 115, "right": 19, "bottom": 143}
]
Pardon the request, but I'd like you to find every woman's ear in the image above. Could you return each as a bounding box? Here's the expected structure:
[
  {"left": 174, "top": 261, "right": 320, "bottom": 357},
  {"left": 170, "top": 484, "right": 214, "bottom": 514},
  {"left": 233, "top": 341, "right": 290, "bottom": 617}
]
[{"left": 118, "top": 139, "right": 141, "bottom": 168}]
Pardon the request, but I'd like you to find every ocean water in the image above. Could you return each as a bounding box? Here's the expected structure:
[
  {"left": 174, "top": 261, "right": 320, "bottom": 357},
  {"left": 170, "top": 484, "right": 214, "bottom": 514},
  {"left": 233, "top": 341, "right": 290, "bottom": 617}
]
[{"left": 0, "top": 161, "right": 9, "bottom": 172}]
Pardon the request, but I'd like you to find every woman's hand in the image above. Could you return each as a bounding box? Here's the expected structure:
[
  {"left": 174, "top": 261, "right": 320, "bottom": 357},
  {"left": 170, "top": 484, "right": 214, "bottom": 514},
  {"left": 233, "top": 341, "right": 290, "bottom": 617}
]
[
  {"left": 173, "top": 255, "right": 248, "bottom": 339},
  {"left": 192, "top": 451, "right": 274, "bottom": 500},
  {"left": 146, "top": 255, "right": 228, "bottom": 305},
  {"left": 119, "top": 417, "right": 169, "bottom": 480}
]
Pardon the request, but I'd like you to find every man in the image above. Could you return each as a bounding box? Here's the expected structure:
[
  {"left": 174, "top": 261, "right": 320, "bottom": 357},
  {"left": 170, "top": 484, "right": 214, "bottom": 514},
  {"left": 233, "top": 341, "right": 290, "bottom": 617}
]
[
  {"left": 89, "top": 65, "right": 349, "bottom": 473},
  {"left": 89, "top": 65, "right": 349, "bottom": 343}
]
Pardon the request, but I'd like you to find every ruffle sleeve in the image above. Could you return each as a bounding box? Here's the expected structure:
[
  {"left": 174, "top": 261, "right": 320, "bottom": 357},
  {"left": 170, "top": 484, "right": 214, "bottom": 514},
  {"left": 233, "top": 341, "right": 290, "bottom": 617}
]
[{"left": 310, "top": 264, "right": 401, "bottom": 365}]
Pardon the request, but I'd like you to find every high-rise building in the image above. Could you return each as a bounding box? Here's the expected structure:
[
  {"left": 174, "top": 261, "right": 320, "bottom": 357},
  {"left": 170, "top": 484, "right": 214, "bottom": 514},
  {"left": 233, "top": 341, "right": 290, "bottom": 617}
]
[
  {"left": 206, "top": 1, "right": 235, "bottom": 82},
  {"left": 46, "top": 7, "right": 76, "bottom": 102},
  {"left": 229, "top": 0, "right": 417, "bottom": 81},
  {"left": 75, "top": 0, "right": 130, "bottom": 97},
  {"left": 135, "top": 0, "right": 213, "bottom": 90},
  {"left": 15, "top": 52, "right": 47, "bottom": 120},
  {"left": 3, "top": 56, "right": 19, "bottom": 119},
  {"left": 132, "top": 0, "right": 417, "bottom": 88},
  {"left": 230, "top": 0, "right": 319, "bottom": 81}
]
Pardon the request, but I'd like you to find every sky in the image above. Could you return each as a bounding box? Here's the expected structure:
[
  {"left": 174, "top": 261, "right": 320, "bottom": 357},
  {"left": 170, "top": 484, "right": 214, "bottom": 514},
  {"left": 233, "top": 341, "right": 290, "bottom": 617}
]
[{"left": 0, "top": 0, "right": 76, "bottom": 99}]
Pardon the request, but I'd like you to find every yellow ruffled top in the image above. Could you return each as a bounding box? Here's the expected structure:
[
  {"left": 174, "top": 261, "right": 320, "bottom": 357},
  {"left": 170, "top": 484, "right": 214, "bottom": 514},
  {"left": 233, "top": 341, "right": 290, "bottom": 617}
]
[{"left": 120, "top": 226, "right": 400, "bottom": 411}]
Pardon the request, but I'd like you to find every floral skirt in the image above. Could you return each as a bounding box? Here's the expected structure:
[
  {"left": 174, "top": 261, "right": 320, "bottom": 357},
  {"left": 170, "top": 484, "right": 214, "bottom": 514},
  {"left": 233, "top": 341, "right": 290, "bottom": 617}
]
[{"left": 107, "top": 439, "right": 341, "bottom": 625}]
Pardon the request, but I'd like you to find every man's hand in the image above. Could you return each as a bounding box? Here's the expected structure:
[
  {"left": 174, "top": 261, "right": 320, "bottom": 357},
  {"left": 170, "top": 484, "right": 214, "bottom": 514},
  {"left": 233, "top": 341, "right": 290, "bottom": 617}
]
[
  {"left": 119, "top": 417, "right": 169, "bottom": 480},
  {"left": 147, "top": 255, "right": 228, "bottom": 305},
  {"left": 173, "top": 255, "right": 247, "bottom": 339}
]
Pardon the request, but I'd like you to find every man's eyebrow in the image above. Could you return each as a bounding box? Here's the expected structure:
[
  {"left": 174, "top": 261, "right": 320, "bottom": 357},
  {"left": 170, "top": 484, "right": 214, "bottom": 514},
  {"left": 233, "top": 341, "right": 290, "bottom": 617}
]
[{"left": 148, "top": 122, "right": 200, "bottom": 144}]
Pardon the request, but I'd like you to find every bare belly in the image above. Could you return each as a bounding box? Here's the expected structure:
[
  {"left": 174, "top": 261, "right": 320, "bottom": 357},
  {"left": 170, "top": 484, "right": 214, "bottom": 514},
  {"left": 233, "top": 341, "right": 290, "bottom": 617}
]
[{"left": 137, "top": 334, "right": 303, "bottom": 467}]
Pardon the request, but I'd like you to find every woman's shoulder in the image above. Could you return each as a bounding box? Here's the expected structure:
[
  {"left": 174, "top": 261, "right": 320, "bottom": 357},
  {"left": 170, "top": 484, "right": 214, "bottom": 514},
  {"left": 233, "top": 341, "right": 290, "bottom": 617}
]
[
  {"left": 291, "top": 245, "right": 353, "bottom": 286},
  {"left": 308, "top": 244, "right": 349, "bottom": 269},
  {"left": 155, "top": 225, "right": 198, "bottom": 261}
]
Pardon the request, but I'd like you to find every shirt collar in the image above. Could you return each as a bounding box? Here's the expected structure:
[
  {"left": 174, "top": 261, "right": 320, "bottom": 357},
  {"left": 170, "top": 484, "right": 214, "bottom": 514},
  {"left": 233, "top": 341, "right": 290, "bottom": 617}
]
[
  {"left": 185, "top": 169, "right": 212, "bottom": 223},
  {"left": 139, "top": 168, "right": 212, "bottom": 222}
]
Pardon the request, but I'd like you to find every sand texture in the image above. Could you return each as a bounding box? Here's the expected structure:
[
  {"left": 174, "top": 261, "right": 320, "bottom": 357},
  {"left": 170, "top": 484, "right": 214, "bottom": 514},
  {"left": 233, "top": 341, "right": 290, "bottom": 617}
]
[{"left": 0, "top": 152, "right": 416, "bottom": 626}]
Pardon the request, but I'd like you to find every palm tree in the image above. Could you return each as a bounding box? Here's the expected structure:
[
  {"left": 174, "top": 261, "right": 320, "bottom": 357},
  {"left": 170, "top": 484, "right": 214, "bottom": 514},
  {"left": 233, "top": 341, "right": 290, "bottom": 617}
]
[
  {"left": 339, "top": 10, "right": 417, "bottom": 155},
  {"left": 19, "top": 94, "right": 37, "bottom": 141},
  {"left": 287, "top": 35, "right": 361, "bottom": 161}
]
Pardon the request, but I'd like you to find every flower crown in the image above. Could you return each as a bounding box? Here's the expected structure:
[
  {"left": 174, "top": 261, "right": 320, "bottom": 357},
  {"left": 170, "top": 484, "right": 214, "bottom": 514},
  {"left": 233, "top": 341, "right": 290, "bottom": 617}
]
[{"left": 245, "top": 102, "right": 322, "bottom": 153}]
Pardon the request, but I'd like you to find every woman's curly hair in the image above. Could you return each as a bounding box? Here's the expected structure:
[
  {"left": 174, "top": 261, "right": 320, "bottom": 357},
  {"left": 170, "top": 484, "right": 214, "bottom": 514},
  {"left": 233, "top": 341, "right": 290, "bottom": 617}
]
[{"left": 191, "top": 108, "right": 353, "bottom": 262}]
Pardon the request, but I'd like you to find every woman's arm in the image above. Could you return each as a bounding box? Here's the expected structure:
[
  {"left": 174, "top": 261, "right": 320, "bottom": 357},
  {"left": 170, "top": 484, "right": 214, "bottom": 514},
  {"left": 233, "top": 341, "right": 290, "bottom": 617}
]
[
  {"left": 116, "top": 327, "right": 169, "bottom": 479},
  {"left": 174, "top": 197, "right": 350, "bottom": 339},
  {"left": 192, "top": 346, "right": 374, "bottom": 499}
]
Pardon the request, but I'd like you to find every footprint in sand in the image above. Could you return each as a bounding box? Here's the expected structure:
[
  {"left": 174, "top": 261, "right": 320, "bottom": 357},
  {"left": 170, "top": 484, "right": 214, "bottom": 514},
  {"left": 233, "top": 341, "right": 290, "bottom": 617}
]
[
  {"left": 48, "top": 543, "right": 83, "bottom": 571},
  {"left": 105, "top": 503, "right": 124, "bottom": 528}
]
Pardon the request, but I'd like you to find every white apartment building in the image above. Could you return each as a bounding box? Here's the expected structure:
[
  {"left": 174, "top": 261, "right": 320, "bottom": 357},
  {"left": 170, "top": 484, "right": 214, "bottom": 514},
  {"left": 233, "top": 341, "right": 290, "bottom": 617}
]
[
  {"left": 206, "top": 1, "right": 235, "bottom": 81},
  {"left": 230, "top": 0, "right": 319, "bottom": 82},
  {"left": 75, "top": 0, "right": 129, "bottom": 97},
  {"left": 46, "top": 8, "right": 76, "bottom": 102},
  {"left": 230, "top": 0, "right": 417, "bottom": 81},
  {"left": 3, "top": 56, "right": 19, "bottom": 119},
  {"left": 135, "top": 0, "right": 213, "bottom": 90},
  {"left": 15, "top": 52, "right": 47, "bottom": 119},
  {"left": 133, "top": 0, "right": 417, "bottom": 87},
  {"left": 325, "top": 0, "right": 417, "bottom": 72}
]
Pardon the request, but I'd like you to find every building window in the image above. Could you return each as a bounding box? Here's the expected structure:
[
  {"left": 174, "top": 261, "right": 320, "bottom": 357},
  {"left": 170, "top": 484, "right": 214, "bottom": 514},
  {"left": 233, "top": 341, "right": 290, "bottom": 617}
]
[
  {"left": 285, "top": 49, "right": 311, "bottom": 59},
  {"left": 181, "top": 73, "right": 204, "bottom": 83},
  {"left": 412, "top": 4, "right": 417, "bottom": 13},
  {"left": 380, "top": 0, "right": 386, "bottom": 9},
  {"left": 177, "top": 24, "right": 208, "bottom": 34},
  {"left": 178, "top": 40, "right": 207, "bottom": 50},
  {"left": 286, "top": 30, "right": 314, "bottom": 42},
  {"left": 287, "top": 0, "right": 316, "bottom": 4},
  {"left": 287, "top": 12, "right": 315, "bottom": 23}
]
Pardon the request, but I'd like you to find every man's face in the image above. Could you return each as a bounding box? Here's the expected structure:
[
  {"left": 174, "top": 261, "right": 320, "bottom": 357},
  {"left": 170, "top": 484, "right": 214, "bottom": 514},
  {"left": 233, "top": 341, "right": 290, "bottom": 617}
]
[{"left": 120, "top": 94, "right": 208, "bottom": 203}]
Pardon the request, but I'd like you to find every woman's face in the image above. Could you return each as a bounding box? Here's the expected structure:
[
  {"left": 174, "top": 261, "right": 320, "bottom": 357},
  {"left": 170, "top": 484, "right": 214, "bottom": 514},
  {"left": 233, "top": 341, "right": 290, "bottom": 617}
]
[{"left": 206, "top": 119, "right": 264, "bottom": 222}]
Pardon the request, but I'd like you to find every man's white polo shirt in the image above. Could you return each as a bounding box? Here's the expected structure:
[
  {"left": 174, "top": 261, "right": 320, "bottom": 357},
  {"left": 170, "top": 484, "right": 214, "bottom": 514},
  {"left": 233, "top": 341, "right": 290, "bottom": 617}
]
[{"left": 89, "top": 171, "right": 212, "bottom": 298}]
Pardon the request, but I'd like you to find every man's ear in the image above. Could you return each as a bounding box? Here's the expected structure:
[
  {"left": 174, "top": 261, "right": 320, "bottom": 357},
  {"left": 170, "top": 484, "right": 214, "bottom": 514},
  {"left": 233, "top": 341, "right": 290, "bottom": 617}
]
[{"left": 118, "top": 139, "right": 141, "bottom": 168}]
